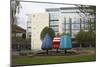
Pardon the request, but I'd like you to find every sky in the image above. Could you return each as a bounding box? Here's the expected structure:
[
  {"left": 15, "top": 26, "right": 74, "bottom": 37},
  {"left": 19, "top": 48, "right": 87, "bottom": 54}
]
[{"left": 17, "top": 2, "right": 76, "bottom": 29}]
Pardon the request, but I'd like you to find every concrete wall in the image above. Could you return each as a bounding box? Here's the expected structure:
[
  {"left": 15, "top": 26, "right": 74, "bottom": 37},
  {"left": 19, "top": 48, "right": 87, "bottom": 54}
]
[{"left": 31, "top": 13, "right": 49, "bottom": 51}]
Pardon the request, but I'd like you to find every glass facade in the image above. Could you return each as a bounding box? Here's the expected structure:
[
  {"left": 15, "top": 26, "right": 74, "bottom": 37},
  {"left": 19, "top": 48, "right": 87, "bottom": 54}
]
[
  {"left": 50, "top": 21, "right": 58, "bottom": 25},
  {"left": 49, "top": 11, "right": 59, "bottom": 33},
  {"left": 46, "top": 7, "right": 95, "bottom": 37},
  {"left": 62, "top": 23, "right": 70, "bottom": 30},
  {"left": 72, "top": 23, "right": 80, "bottom": 30},
  {"left": 50, "top": 26, "right": 59, "bottom": 32},
  {"left": 49, "top": 12, "right": 59, "bottom": 20}
]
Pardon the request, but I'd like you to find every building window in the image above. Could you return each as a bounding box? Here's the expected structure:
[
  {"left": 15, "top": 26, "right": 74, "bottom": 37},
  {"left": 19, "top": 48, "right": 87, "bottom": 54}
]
[
  {"left": 49, "top": 12, "right": 59, "bottom": 20},
  {"left": 62, "top": 23, "right": 70, "bottom": 30},
  {"left": 83, "top": 23, "right": 88, "bottom": 30},
  {"left": 50, "top": 21, "right": 58, "bottom": 25},
  {"left": 72, "top": 23, "right": 80, "bottom": 30},
  {"left": 50, "top": 26, "right": 59, "bottom": 32}
]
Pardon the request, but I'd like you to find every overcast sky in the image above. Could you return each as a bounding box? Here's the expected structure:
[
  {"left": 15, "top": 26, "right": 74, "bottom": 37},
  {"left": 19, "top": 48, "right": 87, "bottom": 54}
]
[{"left": 17, "top": 2, "right": 75, "bottom": 29}]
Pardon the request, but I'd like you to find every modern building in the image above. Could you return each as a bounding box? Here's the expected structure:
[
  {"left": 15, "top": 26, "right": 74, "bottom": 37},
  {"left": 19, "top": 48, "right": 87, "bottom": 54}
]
[
  {"left": 46, "top": 7, "right": 95, "bottom": 38},
  {"left": 26, "top": 7, "right": 95, "bottom": 50},
  {"left": 31, "top": 13, "right": 49, "bottom": 51}
]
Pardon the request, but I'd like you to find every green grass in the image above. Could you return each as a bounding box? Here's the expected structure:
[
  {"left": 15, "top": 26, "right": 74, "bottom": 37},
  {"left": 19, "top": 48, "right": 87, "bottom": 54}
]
[{"left": 12, "top": 54, "right": 96, "bottom": 65}]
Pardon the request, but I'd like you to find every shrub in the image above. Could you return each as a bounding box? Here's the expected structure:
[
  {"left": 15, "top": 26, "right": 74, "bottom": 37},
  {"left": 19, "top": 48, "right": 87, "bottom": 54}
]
[
  {"left": 75, "top": 30, "right": 96, "bottom": 48},
  {"left": 40, "top": 27, "right": 55, "bottom": 40},
  {"left": 12, "top": 37, "right": 31, "bottom": 51}
]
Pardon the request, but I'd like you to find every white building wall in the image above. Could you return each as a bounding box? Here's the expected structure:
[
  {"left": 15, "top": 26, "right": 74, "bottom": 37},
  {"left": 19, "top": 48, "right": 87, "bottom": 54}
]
[{"left": 31, "top": 13, "right": 49, "bottom": 51}]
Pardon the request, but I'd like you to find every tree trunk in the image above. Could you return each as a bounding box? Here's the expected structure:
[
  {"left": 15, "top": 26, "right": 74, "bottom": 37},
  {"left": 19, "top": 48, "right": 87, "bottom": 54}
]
[
  {"left": 56, "top": 49, "right": 58, "bottom": 53},
  {"left": 18, "top": 45, "right": 21, "bottom": 55},
  {"left": 46, "top": 49, "right": 48, "bottom": 54},
  {"left": 64, "top": 49, "right": 67, "bottom": 55}
]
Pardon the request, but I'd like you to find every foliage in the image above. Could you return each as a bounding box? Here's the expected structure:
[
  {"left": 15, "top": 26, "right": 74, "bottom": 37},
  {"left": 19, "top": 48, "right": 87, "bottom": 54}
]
[
  {"left": 75, "top": 30, "right": 96, "bottom": 47},
  {"left": 12, "top": 37, "right": 31, "bottom": 50},
  {"left": 11, "top": 0, "right": 21, "bottom": 25},
  {"left": 11, "top": 0, "right": 21, "bottom": 35},
  {"left": 76, "top": 5, "right": 96, "bottom": 16},
  {"left": 12, "top": 37, "right": 31, "bottom": 45},
  {"left": 40, "top": 27, "right": 55, "bottom": 40},
  {"left": 88, "top": 21, "right": 95, "bottom": 32},
  {"left": 75, "top": 30, "right": 85, "bottom": 45},
  {"left": 87, "top": 31, "right": 96, "bottom": 47},
  {"left": 75, "top": 18, "right": 96, "bottom": 47}
]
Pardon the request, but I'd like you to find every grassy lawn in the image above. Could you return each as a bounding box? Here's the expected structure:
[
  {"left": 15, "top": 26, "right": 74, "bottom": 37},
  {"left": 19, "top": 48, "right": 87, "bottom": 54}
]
[{"left": 12, "top": 54, "right": 96, "bottom": 66}]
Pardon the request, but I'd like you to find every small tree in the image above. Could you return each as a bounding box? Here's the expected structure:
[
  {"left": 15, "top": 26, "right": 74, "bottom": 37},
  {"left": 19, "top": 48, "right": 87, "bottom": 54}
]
[
  {"left": 40, "top": 27, "right": 55, "bottom": 40},
  {"left": 41, "top": 33, "right": 52, "bottom": 54},
  {"left": 75, "top": 30, "right": 96, "bottom": 48},
  {"left": 86, "top": 31, "right": 96, "bottom": 48},
  {"left": 75, "top": 30, "right": 85, "bottom": 48},
  {"left": 60, "top": 33, "right": 72, "bottom": 55}
]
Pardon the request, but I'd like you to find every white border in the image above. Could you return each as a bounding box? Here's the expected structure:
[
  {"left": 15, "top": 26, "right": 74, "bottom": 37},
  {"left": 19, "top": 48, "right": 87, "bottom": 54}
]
[{"left": 0, "top": 0, "right": 98, "bottom": 67}]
